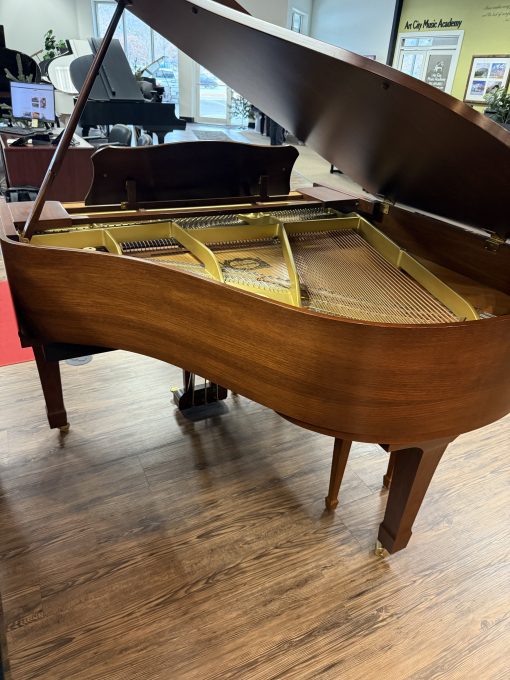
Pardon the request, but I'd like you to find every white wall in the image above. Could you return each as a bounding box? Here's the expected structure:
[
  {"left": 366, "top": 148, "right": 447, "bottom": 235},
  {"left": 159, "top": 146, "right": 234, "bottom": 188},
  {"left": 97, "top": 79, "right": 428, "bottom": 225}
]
[
  {"left": 239, "top": 0, "right": 289, "bottom": 27},
  {"left": 0, "top": 0, "right": 91, "bottom": 56},
  {"left": 75, "top": 0, "right": 94, "bottom": 39},
  {"left": 311, "top": 0, "right": 397, "bottom": 63},
  {"left": 240, "top": 0, "right": 313, "bottom": 33}
]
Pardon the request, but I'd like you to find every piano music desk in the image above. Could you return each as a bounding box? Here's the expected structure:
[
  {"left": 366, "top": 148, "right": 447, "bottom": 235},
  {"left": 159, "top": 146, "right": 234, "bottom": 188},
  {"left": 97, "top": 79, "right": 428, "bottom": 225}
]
[{"left": 0, "top": 133, "right": 95, "bottom": 202}]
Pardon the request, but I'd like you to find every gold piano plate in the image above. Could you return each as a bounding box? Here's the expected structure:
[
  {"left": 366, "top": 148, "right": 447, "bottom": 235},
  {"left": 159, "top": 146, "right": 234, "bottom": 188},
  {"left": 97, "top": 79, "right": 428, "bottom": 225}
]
[{"left": 31, "top": 207, "right": 478, "bottom": 324}]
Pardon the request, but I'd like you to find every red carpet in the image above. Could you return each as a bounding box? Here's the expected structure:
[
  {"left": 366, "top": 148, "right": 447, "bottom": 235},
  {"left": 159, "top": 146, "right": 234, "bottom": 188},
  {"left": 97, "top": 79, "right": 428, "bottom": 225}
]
[{"left": 0, "top": 281, "right": 34, "bottom": 367}]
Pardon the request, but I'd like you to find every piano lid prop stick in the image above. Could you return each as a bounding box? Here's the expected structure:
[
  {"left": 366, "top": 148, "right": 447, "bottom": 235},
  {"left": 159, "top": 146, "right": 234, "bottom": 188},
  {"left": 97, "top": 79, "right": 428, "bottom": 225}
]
[{"left": 22, "top": 0, "right": 130, "bottom": 241}]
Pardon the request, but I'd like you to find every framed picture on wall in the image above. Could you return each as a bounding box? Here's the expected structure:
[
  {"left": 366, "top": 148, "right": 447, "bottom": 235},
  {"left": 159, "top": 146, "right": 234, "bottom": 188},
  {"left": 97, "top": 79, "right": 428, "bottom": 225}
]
[{"left": 464, "top": 55, "right": 510, "bottom": 104}]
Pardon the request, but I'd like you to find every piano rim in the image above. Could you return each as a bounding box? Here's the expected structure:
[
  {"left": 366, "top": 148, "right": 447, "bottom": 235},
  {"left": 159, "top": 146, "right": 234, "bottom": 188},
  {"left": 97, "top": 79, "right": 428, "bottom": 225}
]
[{"left": 1, "top": 226, "right": 510, "bottom": 443}]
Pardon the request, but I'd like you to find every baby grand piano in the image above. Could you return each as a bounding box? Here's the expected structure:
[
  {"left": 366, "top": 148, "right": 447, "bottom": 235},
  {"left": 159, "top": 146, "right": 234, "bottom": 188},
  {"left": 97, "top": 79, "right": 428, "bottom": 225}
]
[{"left": 1, "top": 0, "right": 509, "bottom": 557}]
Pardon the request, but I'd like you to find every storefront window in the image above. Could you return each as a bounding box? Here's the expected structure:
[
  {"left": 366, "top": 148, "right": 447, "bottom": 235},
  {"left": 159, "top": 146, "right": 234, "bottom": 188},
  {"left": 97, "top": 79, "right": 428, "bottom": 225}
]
[
  {"left": 151, "top": 32, "right": 180, "bottom": 104},
  {"left": 93, "top": 1, "right": 180, "bottom": 108},
  {"left": 95, "top": 2, "right": 124, "bottom": 44},
  {"left": 123, "top": 11, "right": 152, "bottom": 73}
]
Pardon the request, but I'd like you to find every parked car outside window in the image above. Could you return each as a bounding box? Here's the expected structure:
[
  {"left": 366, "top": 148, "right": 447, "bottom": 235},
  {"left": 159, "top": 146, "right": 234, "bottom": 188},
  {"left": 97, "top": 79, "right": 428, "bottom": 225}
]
[
  {"left": 152, "top": 56, "right": 177, "bottom": 81},
  {"left": 199, "top": 73, "right": 218, "bottom": 88}
]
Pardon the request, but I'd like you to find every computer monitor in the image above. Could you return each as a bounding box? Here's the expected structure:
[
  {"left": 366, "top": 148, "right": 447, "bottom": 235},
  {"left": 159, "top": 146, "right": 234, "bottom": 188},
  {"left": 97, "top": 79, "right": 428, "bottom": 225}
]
[{"left": 10, "top": 81, "right": 56, "bottom": 124}]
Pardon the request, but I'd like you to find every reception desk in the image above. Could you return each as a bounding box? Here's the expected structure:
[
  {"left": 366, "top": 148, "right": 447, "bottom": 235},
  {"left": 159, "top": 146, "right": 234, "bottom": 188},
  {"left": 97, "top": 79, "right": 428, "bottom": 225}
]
[{"left": 0, "top": 133, "right": 95, "bottom": 202}]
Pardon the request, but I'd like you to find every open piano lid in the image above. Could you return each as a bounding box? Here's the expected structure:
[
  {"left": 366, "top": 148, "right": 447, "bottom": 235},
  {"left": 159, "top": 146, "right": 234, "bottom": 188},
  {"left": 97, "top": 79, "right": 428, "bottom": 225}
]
[{"left": 124, "top": 0, "right": 510, "bottom": 239}]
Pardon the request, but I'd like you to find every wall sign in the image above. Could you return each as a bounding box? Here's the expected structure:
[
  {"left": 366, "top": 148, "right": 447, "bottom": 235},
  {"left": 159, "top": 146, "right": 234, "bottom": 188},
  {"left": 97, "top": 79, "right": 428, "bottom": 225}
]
[
  {"left": 481, "top": 4, "right": 510, "bottom": 21},
  {"left": 464, "top": 55, "right": 510, "bottom": 103},
  {"left": 424, "top": 55, "right": 453, "bottom": 92},
  {"left": 404, "top": 19, "right": 462, "bottom": 31}
]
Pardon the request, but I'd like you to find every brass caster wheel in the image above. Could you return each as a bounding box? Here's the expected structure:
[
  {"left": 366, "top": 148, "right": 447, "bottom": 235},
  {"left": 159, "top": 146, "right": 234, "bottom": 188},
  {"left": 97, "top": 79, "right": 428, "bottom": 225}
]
[
  {"left": 59, "top": 423, "right": 70, "bottom": 434},
  {"left": 375, "top": 540, "right": 389, "bottom": 558}
]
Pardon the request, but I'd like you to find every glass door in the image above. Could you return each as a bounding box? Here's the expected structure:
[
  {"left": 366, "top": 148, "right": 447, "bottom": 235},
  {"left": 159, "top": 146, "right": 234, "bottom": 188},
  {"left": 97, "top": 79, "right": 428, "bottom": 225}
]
[
  {"left": 150, "top": 34, "right": 180, "bottom": 111},
  {"left": 195, "top": 65, "right": 231, "bottom": 124}
]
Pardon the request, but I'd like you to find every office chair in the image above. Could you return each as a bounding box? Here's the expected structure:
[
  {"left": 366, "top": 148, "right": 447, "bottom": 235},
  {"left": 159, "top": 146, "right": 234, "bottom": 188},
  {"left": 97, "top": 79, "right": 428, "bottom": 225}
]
[
  {"left": 4, "top": 186, "right": 39, "bottom": 202},
  {"left": 107, "top": 124, "right": 132, "bottom": 146},
  {"left": 137, "top": 132, "right": 153, "bottom": 146},
  {"left": 82, "top": 124, "right": 132, "bottom": 147}
]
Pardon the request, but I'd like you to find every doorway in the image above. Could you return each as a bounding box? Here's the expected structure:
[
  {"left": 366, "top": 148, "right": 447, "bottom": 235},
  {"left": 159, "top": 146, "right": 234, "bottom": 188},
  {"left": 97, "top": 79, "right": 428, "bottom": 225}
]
[{"left": 195, "top": 65, "right": 231, "bottom": 124}]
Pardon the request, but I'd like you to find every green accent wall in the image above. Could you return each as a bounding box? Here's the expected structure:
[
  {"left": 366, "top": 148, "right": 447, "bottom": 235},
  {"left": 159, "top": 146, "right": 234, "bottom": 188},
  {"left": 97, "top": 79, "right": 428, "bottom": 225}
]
[{"left": 399, "top": 0, "right": 510, "bottom": 104}]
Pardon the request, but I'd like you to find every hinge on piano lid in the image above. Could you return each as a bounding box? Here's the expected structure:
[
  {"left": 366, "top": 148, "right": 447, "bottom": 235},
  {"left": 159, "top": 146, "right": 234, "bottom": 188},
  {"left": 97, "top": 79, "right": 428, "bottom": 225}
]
[
  {"left": 381, "top": 199, "right": 393, "bottom": 214},
  {"left": 121, "top": 179, "right": 137, "bottom": 210},
  {"left": 373, "top": 196, "right": 394, "bottom": 215},
  {"left": 485, "top": 232, "right": 506, "bottom": 252}
]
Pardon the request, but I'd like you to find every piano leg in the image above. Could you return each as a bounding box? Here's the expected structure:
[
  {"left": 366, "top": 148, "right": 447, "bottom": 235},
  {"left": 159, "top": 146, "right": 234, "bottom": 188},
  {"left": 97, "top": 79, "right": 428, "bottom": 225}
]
[
  {"left": 325, "top": 438, "right": 352, "bottom": 510},
  {"left": 33, "top": 345, "right": 69, "bottom": 432},
  {"left": 376, "top": 439, "right": 452, "bottom": 555}
]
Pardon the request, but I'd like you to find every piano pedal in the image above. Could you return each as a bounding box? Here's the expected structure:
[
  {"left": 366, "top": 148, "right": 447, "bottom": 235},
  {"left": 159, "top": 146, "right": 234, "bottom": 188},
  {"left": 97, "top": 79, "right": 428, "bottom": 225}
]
[
  {"left": 171, "top": 375, "right": 228, "bottom": 413},
  {"left": 171, "top": 383, "right": 229, "bottom": 421}
]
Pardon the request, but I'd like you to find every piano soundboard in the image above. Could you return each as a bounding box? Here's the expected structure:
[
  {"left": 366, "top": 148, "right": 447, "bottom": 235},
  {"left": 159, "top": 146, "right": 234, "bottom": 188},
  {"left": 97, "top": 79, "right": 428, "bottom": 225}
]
[{"left": 32, "top": 206, "right": 477, "bottom": 325}]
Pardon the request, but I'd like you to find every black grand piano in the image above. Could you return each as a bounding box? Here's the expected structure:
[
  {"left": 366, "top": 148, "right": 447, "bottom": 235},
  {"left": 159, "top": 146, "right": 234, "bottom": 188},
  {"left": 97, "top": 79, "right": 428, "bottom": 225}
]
[{"left": 70, "top": 38, "right": 186, "bottom": 142}]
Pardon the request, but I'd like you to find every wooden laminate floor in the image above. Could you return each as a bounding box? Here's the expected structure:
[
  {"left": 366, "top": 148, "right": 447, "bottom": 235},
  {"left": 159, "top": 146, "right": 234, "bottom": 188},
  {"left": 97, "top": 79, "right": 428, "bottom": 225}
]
[{"left": 0, "top": 351, "right": 509, "bottom": 679}]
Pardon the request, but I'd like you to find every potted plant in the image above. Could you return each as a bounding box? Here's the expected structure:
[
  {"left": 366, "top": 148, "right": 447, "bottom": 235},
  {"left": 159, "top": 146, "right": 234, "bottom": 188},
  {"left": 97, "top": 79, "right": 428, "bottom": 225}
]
[
  {"left": 42, "top": 30, "right": 68, "bottom": 61},
  {"left": 0, "top": 102, "right": 13, "bottom": 123},
  {"left": 229, "top": 93, "right": 254, "bottom": 128},
  {"left": 483, "top": 86, "right": 510, "bottom": 130},
  {"left": 4, "top": 52, "right": 35, "bottom": 83}
]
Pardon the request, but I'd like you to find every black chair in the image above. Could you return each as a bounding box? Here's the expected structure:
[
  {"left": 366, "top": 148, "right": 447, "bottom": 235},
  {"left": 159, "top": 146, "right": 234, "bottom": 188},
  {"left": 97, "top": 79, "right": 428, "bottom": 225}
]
[
  {"left": 137, "top": 132, "right": 153, "bottom": 146},
  {"left": 4, "top": 186, "right": 39, "bottom": 202},
  {"left": 107, "top": 124, "right": 132, "bottom": 146},
  {"left": 82, "top": 123, "right": 132, "bottom": 147}
]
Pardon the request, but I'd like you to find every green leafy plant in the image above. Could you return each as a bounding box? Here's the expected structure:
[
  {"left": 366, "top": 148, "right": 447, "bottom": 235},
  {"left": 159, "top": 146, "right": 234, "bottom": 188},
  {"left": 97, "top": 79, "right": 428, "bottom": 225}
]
[
  {"left": 483, "top": 85, "right": 510, "bottom": 125},
  {"left": 4, "top": 53, "right": 34, "bottom": 82},
  {"left": 0, "top": 103, "right": 13, "bottom": 120},
  {"left": 42, "top": 29, "right": 67, "bottom": 60}
]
